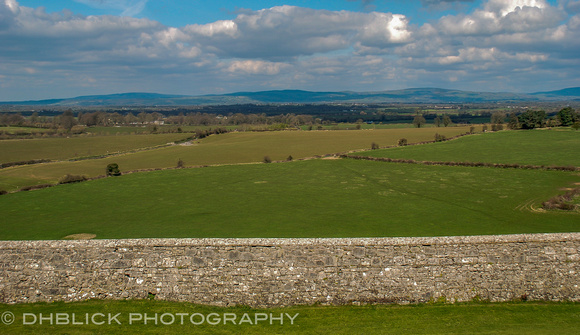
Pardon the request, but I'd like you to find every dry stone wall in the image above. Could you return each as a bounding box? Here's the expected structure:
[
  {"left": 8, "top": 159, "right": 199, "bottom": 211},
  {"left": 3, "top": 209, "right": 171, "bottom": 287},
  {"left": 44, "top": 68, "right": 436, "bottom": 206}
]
[{"left": 1, "top": 233, "right": 579, "bottom": 307}]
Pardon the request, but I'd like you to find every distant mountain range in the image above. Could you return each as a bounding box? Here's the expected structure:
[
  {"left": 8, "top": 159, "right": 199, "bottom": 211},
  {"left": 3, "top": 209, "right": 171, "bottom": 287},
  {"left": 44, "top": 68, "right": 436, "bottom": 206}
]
[{"left": 2, "top": 87, "right": 580, "bottom": 106}]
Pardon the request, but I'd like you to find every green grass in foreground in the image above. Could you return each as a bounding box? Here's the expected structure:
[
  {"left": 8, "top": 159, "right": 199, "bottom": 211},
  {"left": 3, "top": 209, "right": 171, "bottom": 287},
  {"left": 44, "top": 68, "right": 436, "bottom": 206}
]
[
  {"left": 1, "top": 159, "right": 578, "bottom": 240},
  {"left": 0, "top": 300, "right": 578, "bottom": 334},
  {"left": 355, "top": 129, "right": 580, "bottom": 167}
]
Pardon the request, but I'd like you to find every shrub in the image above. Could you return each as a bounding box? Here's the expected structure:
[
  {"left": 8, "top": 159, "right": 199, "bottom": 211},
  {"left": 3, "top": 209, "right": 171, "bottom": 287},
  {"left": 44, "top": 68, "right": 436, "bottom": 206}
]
[
  {"left": 106, "top": 163, "right": 121, "bottom": 176},
  {"left": 59, "top": 174, "right": 88, "bottom": 184},
  {"left": 572, "top": 121, "right": 580, "bottom": 131},
  {"left": 371, "top": 142, "right": 380, "bottom": 150},
  {"left": 177, "top": 159, "right": 185, "bottom": 168},
  {"left": 0, "top": 159, "right": 51, "bottom": 169},
  {"left": 286, "top": 155, "right": 293, "bottom": 161},
  {"left": 19, "top": 183, "right": 53, "bottom": 192},
  {"left": 263, "top": 156, "right": 272, "bottom": 163},
  {"left": 469, "top": 126, "right": 475, "bottom": 134},
  {"left": 542, "top": 188, "right": 580, "bottom": 211},
  {"left": 398, "top": 138, "right": 408, "bottom": 146},
  {"left": 434, "top": 133, "right": 446, "bottom": 142},
  {"left": 0, "top": 190, "right": 7, "bottom": 195}
]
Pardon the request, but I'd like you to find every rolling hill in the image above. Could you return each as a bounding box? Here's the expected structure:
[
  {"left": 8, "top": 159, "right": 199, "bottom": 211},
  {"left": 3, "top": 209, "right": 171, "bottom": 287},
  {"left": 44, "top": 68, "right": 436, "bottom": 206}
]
[{"left": 1, "top": 87, "right": 579, "bottom": 106}]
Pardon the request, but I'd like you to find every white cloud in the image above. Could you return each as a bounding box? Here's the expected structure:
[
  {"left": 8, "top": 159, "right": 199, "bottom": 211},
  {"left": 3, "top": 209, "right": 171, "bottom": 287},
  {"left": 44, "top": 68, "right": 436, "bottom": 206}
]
[
  {"left": 226, "top": 60, "right": 289, "bottom": 75},
  {"left": 0, "top": 0, "right": 579, "bottom": 100},
  {"left": 439, "top": 0, "right": 563, "bottom": 35},
  {"left": 184, "top": 6, "right": 411, "bottom": 60},
  {"left": 485, "top": 0, "right": 546, "bottom": 16},
  {"left": 187, "top": 20, "right": 238, "bottom": 38},
  {"left": 567, "top": 0, "right": 580, "bottom": 13}
]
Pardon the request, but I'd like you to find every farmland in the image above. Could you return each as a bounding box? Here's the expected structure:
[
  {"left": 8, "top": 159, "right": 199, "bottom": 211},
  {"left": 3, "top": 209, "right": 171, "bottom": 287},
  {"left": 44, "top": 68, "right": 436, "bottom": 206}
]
[
  {"left": 0, "top": 157, "right": 578, "bottom": 240},
  {"left": 354, "top": 129, "right": 580, "bottom": 167},
  {"left": 0, "top": 125, "right": 578, "bottom": 240},
  {"left": 0, "top": 133, "right": 192, "bottom": 163},
  {"left": 0, "top": 126, "right": 471, "bottom": 191}
]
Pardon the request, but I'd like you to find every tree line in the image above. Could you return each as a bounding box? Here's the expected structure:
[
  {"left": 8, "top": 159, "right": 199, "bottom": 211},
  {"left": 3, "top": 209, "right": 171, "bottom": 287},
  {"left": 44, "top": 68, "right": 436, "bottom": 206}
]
[
  {"left": 411, "top": 107, "right": 579, "bottom": 130},
  {"left": 2, "top": 107, "right": 578, "bottom": 133},
  {"left": 0, "top": 110, "right": 317, "bottom": 131}
]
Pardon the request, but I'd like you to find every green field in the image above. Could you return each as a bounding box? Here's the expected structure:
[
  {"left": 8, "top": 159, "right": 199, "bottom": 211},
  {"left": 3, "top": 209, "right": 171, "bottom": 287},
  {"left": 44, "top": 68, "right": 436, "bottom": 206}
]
[
  {"left": 299, "top": 123, "right": 429, "bottom": 130},
  {"left": 355, "top": 129, "right": 580, "bottom": 167},
  {"left": 1, "top": 300, "right": 578, "bottom": 334},
  {"left": 1, "top": 158, "right": 577, "bottom": 240},
  {"left": 0, "top": 126, "right": 472, "bottom": 191},
  {"left": 0, "top": 133, "right": 192, "bottom": 163},
  {"left": 0, "top": 126, "right": 49, "bottom": 134}
]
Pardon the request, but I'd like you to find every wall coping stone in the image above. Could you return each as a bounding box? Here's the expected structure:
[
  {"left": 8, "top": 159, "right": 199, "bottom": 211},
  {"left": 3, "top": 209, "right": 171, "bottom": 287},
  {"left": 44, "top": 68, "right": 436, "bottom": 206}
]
[{"left": 1, "top": 232, "right": 579, "bottom": 249}]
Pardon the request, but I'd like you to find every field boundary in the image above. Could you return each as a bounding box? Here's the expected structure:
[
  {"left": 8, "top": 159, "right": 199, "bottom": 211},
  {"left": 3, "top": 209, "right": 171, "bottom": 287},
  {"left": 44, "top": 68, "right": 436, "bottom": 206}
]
[
  {"left": 343, "top": 154, "right": 580, "bottom": 171},
  {"left": 1, "top": 233, "right": 578, "bottom": 307}
]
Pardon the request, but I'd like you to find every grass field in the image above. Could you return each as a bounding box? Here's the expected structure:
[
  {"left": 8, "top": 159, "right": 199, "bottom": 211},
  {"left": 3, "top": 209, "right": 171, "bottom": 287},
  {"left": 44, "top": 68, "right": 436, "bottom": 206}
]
[
  {"left": 0, "top": 300, "right": 578, "bottom": 334},
  {"left": 0, "top": 126, "right": 472, "bottom": 191},
  {"left": 299, "top": 123, "right": 430, "bottom": 130},
  {"left": 355, "top": 129, "right": 580, "bottom": 167},
  {"left": 0, "top": 133, "right": 192, "bottom": 163},
  {"left": 1, "top": 158, "right": 578, "bottom": 240},
  {"left": 0, "top": 126, "right": 48, "bottom": 134}
]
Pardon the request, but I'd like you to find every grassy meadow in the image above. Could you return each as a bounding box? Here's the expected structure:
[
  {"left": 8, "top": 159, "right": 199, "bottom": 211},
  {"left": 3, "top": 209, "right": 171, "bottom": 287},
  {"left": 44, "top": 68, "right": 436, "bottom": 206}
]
[
  {"left": 0, "top": 126, "right": 471, "bottom": 191},
  {"left": 0, "top": 126, "right": 578, "bottom": 240},
  {"left": 355, "top": 129, "right": 580, "bottom": 167},
  {"left": 0, "top": 300, "right": 578, "bottom": 335},
  {"left": 0, "top": 133, "right": 192, "bottom": 163},
  {"left": 1, "top": 158, "right": 578, "bottom": 240}
]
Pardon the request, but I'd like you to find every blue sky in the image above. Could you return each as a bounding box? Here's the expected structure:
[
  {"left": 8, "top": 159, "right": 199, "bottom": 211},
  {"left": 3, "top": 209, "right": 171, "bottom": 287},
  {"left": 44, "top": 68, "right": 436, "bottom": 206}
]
[
  {"left": 1, "top": 0, "right": 579, "bottom": 100},
  {"left": 16, "top": 1, "right": 482, "bottom": 26}
]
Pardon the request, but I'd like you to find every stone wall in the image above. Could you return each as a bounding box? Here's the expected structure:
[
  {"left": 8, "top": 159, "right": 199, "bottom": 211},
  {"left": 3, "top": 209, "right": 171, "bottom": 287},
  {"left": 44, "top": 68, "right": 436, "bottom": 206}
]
[{"left": 1, "top": 233, "right": 579, "bottom": 307}]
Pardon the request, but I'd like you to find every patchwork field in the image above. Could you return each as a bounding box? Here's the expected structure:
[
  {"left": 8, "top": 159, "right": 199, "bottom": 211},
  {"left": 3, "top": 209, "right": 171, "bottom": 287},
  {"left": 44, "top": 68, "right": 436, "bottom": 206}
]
[
  {"left": 1, "top": 158, "right": 578, "bottom": 240},
  {"left": 0, "top": 133, "right": 192, "bottom": 163},
  {"left": 0, "top": 126, "right": 471, "bottom": 191},
  {"left": 0, "top": 126, "right": 578, "bottom": 240},
  {"left": 355, "top": 129, "right": 580, "bottom": 167}
]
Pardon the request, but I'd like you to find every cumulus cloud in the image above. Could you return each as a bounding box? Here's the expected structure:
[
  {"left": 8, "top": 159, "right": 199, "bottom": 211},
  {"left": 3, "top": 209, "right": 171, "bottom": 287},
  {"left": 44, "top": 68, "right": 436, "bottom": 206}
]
[
  {"left": 183, "top": 6, "right": 412, "bottom": 60},
  {"left": 0, "top": 0, "right": 579, "bottom": 99},
  {"left": 565, "top": 0, "right": 580, "bottom": 13},
  {"left": 438, "top": 0, "right": 564, "bottom": 35},
  {"left": 0, "top": 0, "right": 17, "bottom": 30},
  {"left": 226, "top": 60, "right": 290, "bottom": 75}
]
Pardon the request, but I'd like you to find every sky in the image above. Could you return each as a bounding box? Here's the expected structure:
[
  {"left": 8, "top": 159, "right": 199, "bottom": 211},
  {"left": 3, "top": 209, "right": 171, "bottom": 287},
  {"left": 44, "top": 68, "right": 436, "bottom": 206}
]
[{"left": 1, "top": 0, "right": 579, "bottom": 100}]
